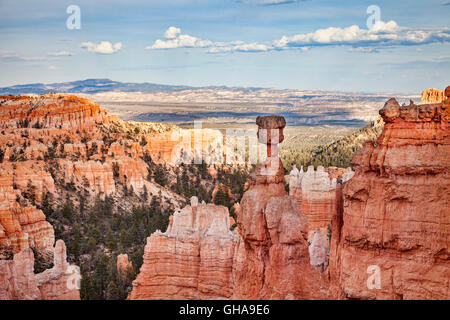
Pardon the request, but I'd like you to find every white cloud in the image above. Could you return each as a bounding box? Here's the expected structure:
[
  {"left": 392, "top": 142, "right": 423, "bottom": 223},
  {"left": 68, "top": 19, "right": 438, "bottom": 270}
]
[
  {"left": 164, "top": 26, "right": 181, "bottom": 39},
  {"left": 147, "top": 22, "right": 450, "bottom": 54},
  {"left": 147, "top": 28, "right": 213, "bottom": 49},
  {"left": 274, "top": 21, "right": 449, "bottom": 48},
  {"left": 148, "top": 27, "right": 268, "bottom": 53},
  {"left": 48, "top": 65, "right": 58, "bottom": 70},
  {"left": 80, "top": 41, "right": 122, "bottom": 54},
  {"left": 47, "top": 51, "right": 72, "bottom": 57}
]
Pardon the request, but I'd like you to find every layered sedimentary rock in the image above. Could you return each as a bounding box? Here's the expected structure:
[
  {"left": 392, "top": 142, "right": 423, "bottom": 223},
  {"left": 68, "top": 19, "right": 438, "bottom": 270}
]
[
  {"left": 289, "top": 165, "right": 353, "bottom": 242},
  {"left": 60, "top": 160, "right": 116, "bottom": 196},
  {"left": 0, "top": 170, "right": 54, "bottom": 256},
  {"left": 329, "top": 87, "right": 450, "bottom": 300},
  {"left": 420, "top": 88, "right": 445, "bottom": 104},
  {"left": 0, "top": 94, "right": 228, "bottom": 205},
  {"left": 0, "top": 240, "right": 80, "bottom": 300},
  {"left": 0, "top": 94, "right": 107, "bottom": 130},
  {"left": 128, "top": 197, "right": 238, "bottom": 300},
  {"left": 145, "top": 128, "right": 225, "bottom": 164}
]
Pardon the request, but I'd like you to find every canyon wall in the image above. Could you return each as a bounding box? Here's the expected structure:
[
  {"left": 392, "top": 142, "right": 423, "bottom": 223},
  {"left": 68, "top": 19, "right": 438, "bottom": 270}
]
[
  {"left": 3, "top": 89, "right": 449, "bottom": 300},
  {"left": 329, "top": 89, "right": 450, "bottom": 300}
]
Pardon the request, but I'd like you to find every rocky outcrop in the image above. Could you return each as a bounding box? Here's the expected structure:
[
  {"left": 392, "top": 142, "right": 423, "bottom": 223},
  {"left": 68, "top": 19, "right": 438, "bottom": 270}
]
[
  {"left": 420, "top": 88, "right": 445, "bottom": 104},
  {"left": 329, "top": 87, "right": 450, "bottom": 300},
  {"left": 128, "top": 197, "right": 238, "bottom": 300},
  {"left": 0, "top": 240, "right": 80, "bottom": 300}
]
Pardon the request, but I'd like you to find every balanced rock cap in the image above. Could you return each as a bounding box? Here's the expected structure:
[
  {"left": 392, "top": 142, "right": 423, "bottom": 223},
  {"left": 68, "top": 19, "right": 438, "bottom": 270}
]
[{"left": 256, "top": 115, "right": 286, "bottom": 129}]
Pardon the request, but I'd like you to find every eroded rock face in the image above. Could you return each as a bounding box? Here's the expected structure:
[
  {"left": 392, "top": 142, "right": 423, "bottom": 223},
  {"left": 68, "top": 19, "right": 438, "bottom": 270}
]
[
  {"left": 0, "top": 94, "right": 107, "bottom": 130},
  {"left": 289, "top": 165, "right": 354, "bottom": 244},
  {"left": 329, "top": 92, "right": 450, "bottom": 300},
  {"left": 0, "top": 170, "right": 54, "bottom": 256},
  {"left": 128, "top": 197, "right": 238, "bottom": 300},
  {"left": 0, "top": 240, "right": 80, "bottom": 300}
]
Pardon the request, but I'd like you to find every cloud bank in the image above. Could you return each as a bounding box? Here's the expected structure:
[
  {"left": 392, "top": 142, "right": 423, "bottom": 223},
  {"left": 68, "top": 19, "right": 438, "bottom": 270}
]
[{"left": 147, "top": 22, "right": 450, "bottom": 54}]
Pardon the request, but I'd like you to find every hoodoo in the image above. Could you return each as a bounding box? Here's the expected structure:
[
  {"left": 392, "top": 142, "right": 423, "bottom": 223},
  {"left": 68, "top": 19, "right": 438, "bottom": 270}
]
[{"left": 232, "top": 115, "right": 328, "bottom": 299}]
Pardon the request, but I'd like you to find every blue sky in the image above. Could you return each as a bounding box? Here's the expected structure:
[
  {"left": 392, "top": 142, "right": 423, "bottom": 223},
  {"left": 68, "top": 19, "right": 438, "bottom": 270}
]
[{"left": 0, "top": 0, "right": 449, "bottom": 93}]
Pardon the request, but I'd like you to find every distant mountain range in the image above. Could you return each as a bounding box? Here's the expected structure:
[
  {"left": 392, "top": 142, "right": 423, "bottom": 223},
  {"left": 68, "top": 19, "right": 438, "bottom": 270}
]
[
  {"left": 0, "top": 79, "right": 199, "bottom": 95},
  {"left": 0, "top": 79, "right": 267, "bottom": 95}
]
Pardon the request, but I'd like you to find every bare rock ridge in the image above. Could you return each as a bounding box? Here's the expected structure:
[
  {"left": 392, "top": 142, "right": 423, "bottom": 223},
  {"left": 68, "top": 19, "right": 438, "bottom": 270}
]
[
  {"left": 129, "top": 115, "right": 328, "bottom": 299},
  {"left": 329, "top": 86, "right": 450, "bottom": 300},
  {"left": 0, "top": 94, "right": 108, "bottom": 130},
  {"left": 0, "top": 240, "right": 80, "bottom": 300}
]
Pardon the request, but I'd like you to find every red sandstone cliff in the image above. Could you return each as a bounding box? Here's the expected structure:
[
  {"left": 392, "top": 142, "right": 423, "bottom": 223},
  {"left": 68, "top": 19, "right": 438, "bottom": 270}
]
[{"left": 329, "top": 88, "right": 450, "bottom": 300}]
